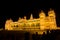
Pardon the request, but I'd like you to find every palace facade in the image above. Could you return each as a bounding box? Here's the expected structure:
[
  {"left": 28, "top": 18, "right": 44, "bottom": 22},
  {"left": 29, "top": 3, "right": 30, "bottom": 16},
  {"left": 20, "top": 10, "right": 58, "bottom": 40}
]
[{"left": 5, "top": 9, "right": 58, "bottom": 34}]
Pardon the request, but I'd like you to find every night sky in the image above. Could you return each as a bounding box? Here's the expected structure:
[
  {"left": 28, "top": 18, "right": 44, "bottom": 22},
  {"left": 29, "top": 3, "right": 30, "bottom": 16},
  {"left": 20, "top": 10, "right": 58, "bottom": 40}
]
[{"left": 0, "top": 0, "right": 60, "bottom": 28}]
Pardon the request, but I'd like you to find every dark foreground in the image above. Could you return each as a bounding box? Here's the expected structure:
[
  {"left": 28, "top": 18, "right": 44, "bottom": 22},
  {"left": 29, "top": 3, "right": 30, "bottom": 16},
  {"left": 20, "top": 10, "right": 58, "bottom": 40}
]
[{"left": 0, "top": 30, "right": 60, "bottom": 40}]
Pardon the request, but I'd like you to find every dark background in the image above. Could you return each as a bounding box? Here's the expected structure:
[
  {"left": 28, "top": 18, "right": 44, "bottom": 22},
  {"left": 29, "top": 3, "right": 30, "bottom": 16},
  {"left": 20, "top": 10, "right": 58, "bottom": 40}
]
[{"left": 0, "top": 0, "right": 60, "bottom": 28}]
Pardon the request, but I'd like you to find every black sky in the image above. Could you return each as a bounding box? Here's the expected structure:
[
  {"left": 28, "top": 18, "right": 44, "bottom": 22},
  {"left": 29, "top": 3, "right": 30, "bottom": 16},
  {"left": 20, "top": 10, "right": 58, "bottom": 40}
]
[{"left": 0, "top": 0, "right": 60, "bottom": 28}]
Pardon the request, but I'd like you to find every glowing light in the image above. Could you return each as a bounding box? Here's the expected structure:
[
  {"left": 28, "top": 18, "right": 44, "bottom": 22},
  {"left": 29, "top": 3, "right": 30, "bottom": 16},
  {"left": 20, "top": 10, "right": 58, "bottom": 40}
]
[{"left": 4, "top": 9, "right": 60, "bottom": 35}]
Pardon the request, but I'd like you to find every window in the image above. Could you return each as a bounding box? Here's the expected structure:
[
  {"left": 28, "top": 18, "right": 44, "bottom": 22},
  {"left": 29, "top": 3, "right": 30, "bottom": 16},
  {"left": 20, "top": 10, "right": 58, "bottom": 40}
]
[
  {"left": 11, "top": 25, "right": 14, "bottom": 27},
  {"left": 16, "top": 25, "right": 18, "bottom": 27},
  {"left": 31, "top": 23, "right": 35, "bottom": 27},
  {"left": 23, "top": 23, "right": 26, "bottom": 27},
  {"left": 36, "top": 23, "right": 40, "bottom": 27},
  {"left": 11, "top": 25, "right": 18, "bottom": 27}
]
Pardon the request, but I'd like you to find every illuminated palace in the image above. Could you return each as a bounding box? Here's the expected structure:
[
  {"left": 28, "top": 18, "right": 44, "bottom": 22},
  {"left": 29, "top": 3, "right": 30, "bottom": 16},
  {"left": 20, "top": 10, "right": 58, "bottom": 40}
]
[{"left": 5, "top": 9, "right": 60, "bottom": 34}]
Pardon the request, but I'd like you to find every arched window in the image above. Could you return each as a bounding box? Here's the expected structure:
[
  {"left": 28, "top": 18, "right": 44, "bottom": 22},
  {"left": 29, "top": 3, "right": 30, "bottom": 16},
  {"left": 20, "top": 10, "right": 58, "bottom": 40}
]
[
  {"left": 23, "top": 23, "right": 26, "bottom": 27},
  {"left": 11, "top": 25, "right": 14, "bottom": 27},
  {"left": 36, "top": 23, "right": 40, "bottom": 27},
  {"left": 16, "top": 25, "right": 18, "bottom": 27},
  {"left": 31, "top": 23, "right": 35, "bottom": 27},
  {"left": 11, "top": 24, "right": 18, "bottom": 27}
]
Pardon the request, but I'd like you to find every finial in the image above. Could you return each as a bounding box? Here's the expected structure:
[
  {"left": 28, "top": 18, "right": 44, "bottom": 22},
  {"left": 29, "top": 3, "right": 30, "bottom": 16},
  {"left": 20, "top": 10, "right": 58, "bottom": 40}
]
[
  {"left": 9, "top": 18, "right": 13, "bottom": 22},
  {"left": 41, "top": 10, "right": 44, "bottom": 13},
  {"left": 50, "top": 8, "right": 52, "bottom": 10},
  {"left": 50, "top": 8, "right": 53, "bottom": 11},
  {"left": 24, "top": 16, "right": 26, "bottom": 19},
  {"left": 9, "top": 18, "right": 12, "bottom": 20},
  {"left": 49, "top": 8, "right": 54, "bottom": 13},
  {"left": 40, "top": 10, "right": 45, "bottom": 15},
  {"left": 19, "top": 17, "right": 21, "bottom": 20}
]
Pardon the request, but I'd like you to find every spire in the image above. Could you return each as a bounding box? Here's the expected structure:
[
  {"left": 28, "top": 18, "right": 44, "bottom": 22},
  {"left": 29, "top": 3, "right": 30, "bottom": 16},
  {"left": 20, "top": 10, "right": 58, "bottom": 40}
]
[
  {"left": 18, "top": 17, "right": 21, "bottom": 20},
  {"left": 18, "top": 17, "right": 21, "bottom": 22},
  {"left": 50, "top": 8, "right": 52, "bottom": 11},
  {"left": 41, "top": 10, "right": 44, "bottom": 13},
  {"left": 9, "top": 18, "right": 13, "bottom": 22},
  {"left": 30, "top": 14, "right": 33, "bottom": 20}
]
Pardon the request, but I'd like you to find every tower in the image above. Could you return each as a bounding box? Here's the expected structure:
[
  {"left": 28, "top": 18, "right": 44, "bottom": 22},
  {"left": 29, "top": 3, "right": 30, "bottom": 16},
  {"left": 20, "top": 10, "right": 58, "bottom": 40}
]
[
  {"left": 39, "top": 10, "right": 46, "bottom": 30},
  {"left": 5, "top": 18, "right": 13, "bottom": 30},
  {"left": 48, "top": 9, "right": 57, "bottom": 29}
]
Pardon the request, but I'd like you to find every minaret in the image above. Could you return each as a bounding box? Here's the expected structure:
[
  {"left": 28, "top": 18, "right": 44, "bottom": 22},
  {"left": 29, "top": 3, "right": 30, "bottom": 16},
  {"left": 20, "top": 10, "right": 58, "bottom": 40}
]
[
  {"left": 48, "top": 9, "right": 57, "bottom": 29},
  {"left": 30, "top": 14, "right": 33, "bottom": 20}
]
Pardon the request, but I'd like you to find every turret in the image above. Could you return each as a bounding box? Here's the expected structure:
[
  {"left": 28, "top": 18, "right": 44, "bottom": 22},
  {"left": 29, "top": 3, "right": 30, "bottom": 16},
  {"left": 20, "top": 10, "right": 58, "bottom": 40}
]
[{"left": 48, "top": 9, "right": 57, "bottom": 29}]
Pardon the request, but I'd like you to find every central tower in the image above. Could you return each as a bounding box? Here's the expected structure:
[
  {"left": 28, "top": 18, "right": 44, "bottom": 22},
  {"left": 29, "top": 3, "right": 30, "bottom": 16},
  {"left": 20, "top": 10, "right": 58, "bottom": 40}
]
[{"left": 39, "top": 10, "right": 46, "bottom": 30}]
